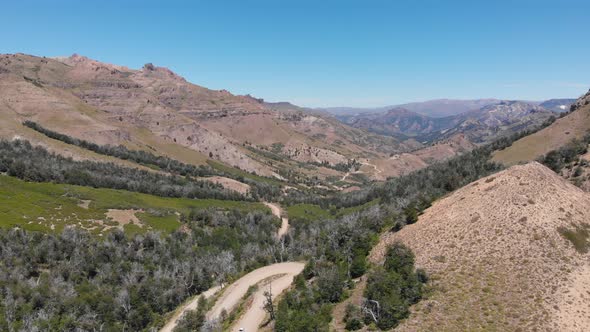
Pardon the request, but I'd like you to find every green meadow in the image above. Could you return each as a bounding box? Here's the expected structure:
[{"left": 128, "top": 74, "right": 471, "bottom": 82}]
[
  {"left": 286, "top": 198, "right": 380, "bottom": 223},
  {"left": 0, "top": 175, "right": 267, "bottom": 235}
]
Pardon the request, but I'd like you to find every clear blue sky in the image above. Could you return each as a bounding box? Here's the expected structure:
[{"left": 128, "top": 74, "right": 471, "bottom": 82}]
[{"left": 2, "top": 0, "right": 589, "bottom": 107}]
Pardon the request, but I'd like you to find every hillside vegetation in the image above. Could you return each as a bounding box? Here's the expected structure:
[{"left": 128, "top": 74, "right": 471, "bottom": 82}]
[
  {"left": 0, "top": 175, "right": 265, "bottom": 235},
  {"left": 371, "top": 162, "right": 590, "bottom": 331},
  {"left": 0, "top": 53, "right": 414, "bottom": 185},
  {"left": 493, "top": 90, "right": 590, "bottom": 165}
]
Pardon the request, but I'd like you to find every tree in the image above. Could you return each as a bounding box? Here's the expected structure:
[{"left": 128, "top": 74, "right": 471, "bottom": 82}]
[
  {"left": 363, "top": 243, "right": 426, "bottom": 330},
  {"left": 263, "top": 283, "right": 275, "bottom": 321},
  {"left": 350, "top": 253, "right": 367, "bottom": 278},
  {"left": 403, "top": 204, "right": 418, "bottom": 224}
]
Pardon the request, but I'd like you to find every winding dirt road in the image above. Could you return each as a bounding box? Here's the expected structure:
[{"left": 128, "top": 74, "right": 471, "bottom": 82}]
[
  {"left": 160, "top": 285, "right": 222, "bottom": 332},
  {"left": 207, "top": 262, "right": 305, "bottom": 325},
  {"left": 231, "top": 270, "right": 303, "bottom": 331},
  {"left": 339, "top": 160, "right": 383, "bottom": 184},
  {"left": 161, "top": 202, "right": 299, "bottom": 332},
  {"left": 263, "top": 202, "right": 289, "bottom": 238}
]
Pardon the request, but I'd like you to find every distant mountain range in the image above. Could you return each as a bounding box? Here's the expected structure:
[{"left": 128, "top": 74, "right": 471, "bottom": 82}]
[
  {"left": 321, "top": 98, "right": 575, "bottom": 118},
  {"left": 539, "top": 98, "right": 577, "bottom": 112},
  {"left": 320, "top": 99, "right": 500, "bottom": 117},
  {"left": 335, "top": 99, "right": 572, "bottom": 144}
]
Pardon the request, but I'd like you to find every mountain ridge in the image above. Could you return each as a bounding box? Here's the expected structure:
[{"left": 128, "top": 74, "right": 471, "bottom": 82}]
[{"left": 0, "top": 53, "right": 416, "bottom": 185}]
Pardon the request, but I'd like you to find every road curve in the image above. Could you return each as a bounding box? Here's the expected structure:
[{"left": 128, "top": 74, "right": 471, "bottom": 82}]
[
  {"left": 231, "top": 271, "right": 302, "bottom": 331},
  {"left": 161, "top": 204, "right": 296, "bottom": 332},
  {"left": 160, "top": 285, "right": 222, "bottom": 332},
  {"left": 263, "top": 202, "right": 289, "bottom": 238},
  {"left": 207, "top": 262, "right": 305, "bottom": 321}
]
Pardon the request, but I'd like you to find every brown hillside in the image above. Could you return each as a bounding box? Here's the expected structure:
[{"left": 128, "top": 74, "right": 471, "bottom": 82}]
[
  {"left": 372, "top": 134, "right": 476, "bottom": 179},
  {"left": 493, "top": 90, "right": 590, "bottom": 165},
  {"left": 371, "top": 162, "right": 590, "bottom": 331},
  {"left": 0, "top": 53, "right": 417, "bottom": 182}
]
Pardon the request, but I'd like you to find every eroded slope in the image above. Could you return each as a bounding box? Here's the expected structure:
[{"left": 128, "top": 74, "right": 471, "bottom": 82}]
[{"left": 371, "top": 162, "right": 590, "bottom": 331}]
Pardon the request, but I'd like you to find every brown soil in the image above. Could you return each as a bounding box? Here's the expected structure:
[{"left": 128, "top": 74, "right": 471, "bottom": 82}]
[
  {"left": 77, "top": 200, "right": 91, "bottom": 209},
  {"left": 202, "top": 176, "right": 251, "bottom": 195},
  {"left": 105, "top": 209, "right": 144, "bottom": 228},
  {"left": 370, "top": 162, "right": 590, "bottom": 331}
]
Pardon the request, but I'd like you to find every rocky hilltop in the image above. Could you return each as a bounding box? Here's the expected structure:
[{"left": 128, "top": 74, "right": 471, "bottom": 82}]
[{"left": 371, "top": 162, "right": 590, "bottom": 331}]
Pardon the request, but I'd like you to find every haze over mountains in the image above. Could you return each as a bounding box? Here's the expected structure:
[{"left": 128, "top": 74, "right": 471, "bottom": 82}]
[
  {"left": 321, "top": 98, "right": 574, "bottom": 117},
  {"left": 336, "top": 100, "right": 563, "bottom": 144},
  {"left": 321, "top": 99, "right": 501, "bottom": 117}
]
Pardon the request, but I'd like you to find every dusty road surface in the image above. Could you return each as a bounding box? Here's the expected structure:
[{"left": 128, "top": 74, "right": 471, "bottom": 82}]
[
  {"left": 263, "top": 202, "right": 289, "bottom": 238},
  {"left": 160, "top": 285, "right": 221, "bottom": 332},
  {"left": 207, "top": 262, "right": 305, "bottom": 322},
  {"left": 231, "top": 271, "right": 302, "bottom": 332}
]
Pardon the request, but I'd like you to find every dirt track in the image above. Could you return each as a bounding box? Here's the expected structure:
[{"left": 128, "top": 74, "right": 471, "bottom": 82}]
[
  {"left": 161, "top": 202, "right": 297, "bottom": 332},
  {"left": 160, "top": 285, "right": 222, "bottom": 332},
  {"left": 231, "top": 268, "right": 304, "bottom": 331},
  {"left": 263, "top": 202, "right": 289, "bottom": 238},
  {"left": 207, "top": 262, "right": 305, "bottom": 323}
]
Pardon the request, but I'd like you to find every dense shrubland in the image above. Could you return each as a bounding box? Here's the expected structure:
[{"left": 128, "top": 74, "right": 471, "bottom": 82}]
[
  {"left": 360, "top": 243, "right": 426, "bottom": 330},
  {"left": 22, "top": 121, "right": 283, "bottom": 200},
  {"left": 0, "top": 197, "right": 391, "bottom": 331},
  {"left": 0, "top": 120, "right": 562, "bottom": 331},
  {"left": 0, "top": 139, "right": 248, "bottom": 201},
  {"left": 0, "top": 208, "right": 280, "bottom": 331},
  {"left": 274, "top": 205, "right": 387, "bottom": 332}
]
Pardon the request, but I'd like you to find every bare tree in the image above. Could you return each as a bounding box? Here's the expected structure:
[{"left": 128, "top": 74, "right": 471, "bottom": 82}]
[
  {"left": 263, "top": 282, "right": 275, "bottom": 320},
  {"left": 361, "top": 298, "right": 380, "bottom": 324}
]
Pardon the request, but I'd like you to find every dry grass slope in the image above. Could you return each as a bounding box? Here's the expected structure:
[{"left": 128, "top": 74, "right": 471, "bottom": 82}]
[
  {"left": 371, "top": 162, "right": 590, "bottom": 331},
  {"left": 493, "top": 90, "right": 590, "bottom": 165},
  {"left": 0, "top": 54, "right": 414, "bottom": 179}
]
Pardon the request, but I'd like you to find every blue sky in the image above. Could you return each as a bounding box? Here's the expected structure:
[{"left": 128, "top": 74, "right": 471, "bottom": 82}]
[{"left": 1, "top": 0, "right": 589, "bottom": 107}]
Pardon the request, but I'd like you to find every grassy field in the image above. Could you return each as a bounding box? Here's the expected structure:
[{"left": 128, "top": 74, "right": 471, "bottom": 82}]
[
  {"left": 0, "top": 175, "right": 267, "bottom": 235},
  {"left": 286, "top": 199, "right": 380, "bottom": 223}
]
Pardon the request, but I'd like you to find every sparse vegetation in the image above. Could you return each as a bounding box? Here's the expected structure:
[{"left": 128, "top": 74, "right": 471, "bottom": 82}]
[
  {"left": 23, "top": 121, "right": 284, "bottom": 200},
  {"left": 557, "top": 223, "right": 590, "bottom": 254},
  {"left": 538, "top": 133, "right": 590, "bottom": 172}
]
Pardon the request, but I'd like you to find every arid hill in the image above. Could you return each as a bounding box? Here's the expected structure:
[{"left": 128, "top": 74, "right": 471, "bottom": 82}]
[
  {"left": 0, "top": 53, "right": 487, "bottom": 186},
  {"left": 0, "top": 53, "right": 423, "bottom": 184},
  {"left": 368, "top": 133, "right": 476, "bottom": 180},
  {"left": 493, "top": 90, "right": 590, "bottom": 165},
  {"left": 371, "top": 162, "right": 590, "bottom": 331}
]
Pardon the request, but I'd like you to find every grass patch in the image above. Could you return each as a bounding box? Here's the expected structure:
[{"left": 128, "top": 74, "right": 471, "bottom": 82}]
[
  {"left": 137, "top": 212, "right": 181, "bottom": 234},
  {"left": 287, "top": 199, "right": 380, "bottom": 223},
  {"left": 286, "top": 204, "right": 332, "bottom": 223},
  {"left": 0, "top": 175, "right": 267, "bottom": 235},
  {"left": 557, "top": 222, "right": 590, "bottom": 254},
  {"left": 207, "top": 160, "right": 284, "bottom": 186}
]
